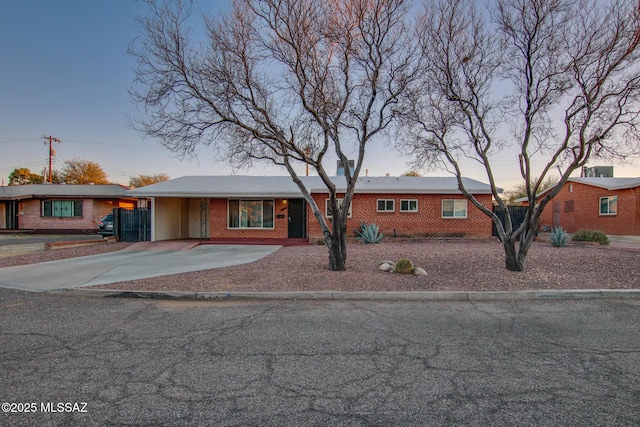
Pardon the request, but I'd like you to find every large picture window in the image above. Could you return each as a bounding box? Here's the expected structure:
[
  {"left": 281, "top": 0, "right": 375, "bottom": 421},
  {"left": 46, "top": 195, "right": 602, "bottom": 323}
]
[
  {"left": 228, "top": 200, "right": 274, "bottom": 228},
  {"left": 442, "top": 199, "right": 467, "bottom": 218},
  {"left": 599, "top": 196, "right": 617, "bottom": 215},
  {"left": 42, "top": 200, "right": 83, "bottom": 218}
]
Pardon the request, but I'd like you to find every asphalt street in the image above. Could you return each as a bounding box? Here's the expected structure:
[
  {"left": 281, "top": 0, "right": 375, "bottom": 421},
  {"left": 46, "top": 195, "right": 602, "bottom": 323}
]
[{"left": 1, "top": 288, "right": 639, "bottom": 426}]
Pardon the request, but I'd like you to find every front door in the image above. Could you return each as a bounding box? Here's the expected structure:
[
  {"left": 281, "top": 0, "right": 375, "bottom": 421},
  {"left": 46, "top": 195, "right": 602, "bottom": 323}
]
[
  {"left": 287, "top": 199, "right": 306, "bottom": 238},
  {"left": 5, "top": 201, "right": 18, "bottom": 230}
]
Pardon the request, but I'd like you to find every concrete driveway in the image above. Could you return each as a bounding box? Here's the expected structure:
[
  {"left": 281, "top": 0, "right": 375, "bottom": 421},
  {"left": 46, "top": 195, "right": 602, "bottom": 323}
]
[{"left": 0, "top": 242, "right": 281, "bottom": 292}]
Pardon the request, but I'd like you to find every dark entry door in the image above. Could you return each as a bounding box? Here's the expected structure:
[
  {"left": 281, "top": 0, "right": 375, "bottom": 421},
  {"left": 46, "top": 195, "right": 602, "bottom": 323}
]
[
  {"left": 5, "top": 201, "right": 18, "bottom": 230},
  {"left": 288, "top": 199, "right": 306, "bottom": 238}
]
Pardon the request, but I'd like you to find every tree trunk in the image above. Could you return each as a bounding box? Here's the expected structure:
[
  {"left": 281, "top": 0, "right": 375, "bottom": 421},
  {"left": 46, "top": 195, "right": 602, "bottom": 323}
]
[
  {"left": 503, "top": 238, "right": 524, "bottom": 272},
  {"left": 326, "top": 239, "right": 347, "bottom": 271},
  {"left": 325, "top": 213, "right": 347, "bottom": 271}
]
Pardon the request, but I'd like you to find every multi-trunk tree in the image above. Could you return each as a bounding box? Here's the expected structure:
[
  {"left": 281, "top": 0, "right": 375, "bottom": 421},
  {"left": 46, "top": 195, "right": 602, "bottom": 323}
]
[
  {"left": 400, "top": 0, "right": 640, "bottom": 271},
  {"left": 130, "top": 0, "right": 419, "bottom": 270}
]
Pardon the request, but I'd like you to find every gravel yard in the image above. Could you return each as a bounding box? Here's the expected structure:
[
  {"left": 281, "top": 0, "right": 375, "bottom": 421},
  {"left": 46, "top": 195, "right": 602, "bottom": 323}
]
[{"left": 1, "top": 239, "right": 638, "bottom": 293}]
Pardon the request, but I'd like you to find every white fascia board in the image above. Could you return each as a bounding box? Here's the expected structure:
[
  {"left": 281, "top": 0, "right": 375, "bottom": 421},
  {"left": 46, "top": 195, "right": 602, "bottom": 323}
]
[{"left": 569, "top": 177, "right": 640, "bottom": 191}]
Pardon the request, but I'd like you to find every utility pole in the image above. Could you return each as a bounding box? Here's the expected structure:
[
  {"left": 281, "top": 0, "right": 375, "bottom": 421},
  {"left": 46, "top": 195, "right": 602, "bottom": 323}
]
[{"left": 42, "top": 135, "right": 61, "bottom": 183}]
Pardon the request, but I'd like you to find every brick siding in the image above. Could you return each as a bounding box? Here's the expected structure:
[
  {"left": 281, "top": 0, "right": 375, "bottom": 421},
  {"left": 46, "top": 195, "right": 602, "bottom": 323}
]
[
  {"left": 307, "top": 193, "right": 493, "bottom": 240},
  {"left": 208, "top": 193, "right": 494, "bottom": 240},
  {"left": 16, "top": 199, "right": 125, "bottom": 233},
  {"left": 209, "top": 198, "right": 289, "bottom": 239},
  {"left": 538, "top": 182, "right": 640, "bottom": 236}
]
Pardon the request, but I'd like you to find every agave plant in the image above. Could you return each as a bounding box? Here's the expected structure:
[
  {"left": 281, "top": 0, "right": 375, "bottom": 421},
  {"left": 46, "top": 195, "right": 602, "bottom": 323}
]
[
  {"left": 354, "top": 222, "right": 384, "bottom": 244},
  {"left": 550, "top": 226, "right": 568, "bottom": 247}
]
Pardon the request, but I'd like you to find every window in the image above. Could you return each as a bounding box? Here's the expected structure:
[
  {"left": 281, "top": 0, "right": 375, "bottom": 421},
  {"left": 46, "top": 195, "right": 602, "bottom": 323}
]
[
  {"left": 565, "top": 200, "right": 574, "bottom": 213},
  {"left": 228, "top": 200, "right": 274, "bottom": 228},
  {"left": 599, "top": 196, "right": 617, "bottom": 215},
  {"left": 400, "top": 199, "right": 418, "bottom": 212},
  {"left": 325, "top": 198, "right": 352, "bottom": 218},
  {"left": 377, "top": 199, "right": 395, "bottom": 212},
  {"left": 42, "top": 200, "right": 83, "bottom": 218},
  {"left": 442, "top": 199, "right": 467, "bottom": 218}
]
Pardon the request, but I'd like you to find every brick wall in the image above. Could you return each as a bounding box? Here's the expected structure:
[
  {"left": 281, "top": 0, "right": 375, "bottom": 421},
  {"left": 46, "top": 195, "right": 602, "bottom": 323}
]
[
  {"left": 17, "top": 199, "right": 123, "bottom": 232},
  {"left": 208, "top": 193, "right": 494, "bottom": 240},
  {"left": 307, "top": 193, "right": 494, "bottom": 240},
  {"left": 209, "top": 198, "right": 289, "bottom": 239},
  {"left": 538, "top": 182, "right": 640, "bottom": 236}
]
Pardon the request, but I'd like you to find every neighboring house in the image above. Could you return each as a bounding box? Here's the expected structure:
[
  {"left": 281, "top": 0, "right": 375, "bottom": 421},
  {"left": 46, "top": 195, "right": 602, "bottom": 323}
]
[
  {"left": 126, "top": 175, "right": 498, "bottom": 243},
  {"left": 538, "top": 177, "right": 640, "bottom": 236},
  {"left": 0, "top": 184, "right": 138, "bottom": 233}
]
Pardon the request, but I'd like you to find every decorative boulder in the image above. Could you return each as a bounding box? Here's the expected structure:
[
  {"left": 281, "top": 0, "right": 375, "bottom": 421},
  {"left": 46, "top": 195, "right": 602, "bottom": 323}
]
[
  {"left": 412, "top": 267, "right": 428, "bottom": 276},
  {"left": 379, "top": 261, "right": 396, "bottom": 268},
  {"left": 379, "top": 263, "right": 395, "bottom": 272}
]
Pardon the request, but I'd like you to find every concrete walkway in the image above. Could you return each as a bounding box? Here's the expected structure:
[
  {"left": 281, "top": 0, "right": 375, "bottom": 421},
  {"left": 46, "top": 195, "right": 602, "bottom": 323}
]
[{"left": 0, "top": 243, "right": 281, "bottom": 292}]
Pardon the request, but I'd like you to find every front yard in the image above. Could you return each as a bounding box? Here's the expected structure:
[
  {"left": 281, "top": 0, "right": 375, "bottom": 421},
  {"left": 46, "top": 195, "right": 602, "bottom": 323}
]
[{"left": 93, "top": 240, "right": 640, "bottom": 293}]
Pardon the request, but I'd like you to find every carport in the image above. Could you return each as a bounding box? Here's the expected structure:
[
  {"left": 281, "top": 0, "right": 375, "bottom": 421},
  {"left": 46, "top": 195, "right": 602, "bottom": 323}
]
[{"left": 152, "top": 197, "right": 210, "bottom": 241}]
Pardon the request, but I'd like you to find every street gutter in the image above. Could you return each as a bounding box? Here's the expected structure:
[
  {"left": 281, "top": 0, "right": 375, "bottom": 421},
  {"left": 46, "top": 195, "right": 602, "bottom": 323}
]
[{"left": 49, "top": 288, "right": 640, "bottom": 301}]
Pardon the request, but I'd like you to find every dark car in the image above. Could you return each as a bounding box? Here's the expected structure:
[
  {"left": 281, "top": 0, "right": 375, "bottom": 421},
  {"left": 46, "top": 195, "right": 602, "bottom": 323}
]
[{"left": 97, "top": 213, "right": 114, "bottom": 236}]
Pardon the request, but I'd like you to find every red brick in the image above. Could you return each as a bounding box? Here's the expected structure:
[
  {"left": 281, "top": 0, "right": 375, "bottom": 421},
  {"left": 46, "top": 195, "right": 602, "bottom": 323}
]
[
  {"left": 208, "top": 193, "right": 494, "bottom": 240},
  {"left": 538, "top": 182, "right": 640, "bottom": 235}
]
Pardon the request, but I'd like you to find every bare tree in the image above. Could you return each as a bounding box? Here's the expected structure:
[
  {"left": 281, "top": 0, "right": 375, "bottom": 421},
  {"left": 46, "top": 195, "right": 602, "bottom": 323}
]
[
  {"left": 399, "top": 0, "right": 640, "bottom": 272},
  {"left": 130, "top": 0, "right": 418, "bottom": 271},
  {"left": 502, "top": 176, "right": 559, "bottom": 204}
]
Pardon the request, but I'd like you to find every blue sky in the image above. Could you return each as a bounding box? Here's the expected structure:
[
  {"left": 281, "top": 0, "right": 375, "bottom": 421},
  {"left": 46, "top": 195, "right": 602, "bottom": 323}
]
[
  {"left": 0, "top": 0, "right": 411, "bottom": 186},
  {"left": 0, "top": 0, "right": 637, "bottom": 189}
]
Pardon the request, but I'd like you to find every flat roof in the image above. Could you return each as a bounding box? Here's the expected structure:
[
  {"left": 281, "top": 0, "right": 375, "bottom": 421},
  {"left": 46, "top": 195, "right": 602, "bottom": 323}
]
[
  {"left": 569, "top": 177, "right": 640, "bottom": 190},
  {"left": 0, "top": 184, "right": 132, "bottom": 200},
  {"left": 126, "top": 175, "right": 499, "bottom": 198}
]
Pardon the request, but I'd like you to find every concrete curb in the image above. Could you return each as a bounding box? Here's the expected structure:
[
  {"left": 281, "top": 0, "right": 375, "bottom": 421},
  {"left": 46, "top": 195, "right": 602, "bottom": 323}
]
[{"left": 49, "top": 288, "right": 640, "bottom": 301}]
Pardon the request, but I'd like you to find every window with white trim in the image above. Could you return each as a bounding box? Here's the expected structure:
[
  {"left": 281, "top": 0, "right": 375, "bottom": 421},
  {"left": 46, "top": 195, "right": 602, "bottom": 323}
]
[
  {"left": 377, "top": 199, "right": 395, "bottom": 212},
  {"left": 42, "top": 200, "right": 83, "bottom": 218},
  {"left": 400, "top": 199, "right": 418, "bottom": 212},
  {"left": 325, "top": 198, "right": 352, "bottom": 218},
  {"left": 228, "top": 199, "right": 274, "bottom": 228},
  {"left": 599, "top": 196, "right": 617, "bottom": 215},
  {"left": 442, "top": 199, "right": 467, "bottom": 218}
]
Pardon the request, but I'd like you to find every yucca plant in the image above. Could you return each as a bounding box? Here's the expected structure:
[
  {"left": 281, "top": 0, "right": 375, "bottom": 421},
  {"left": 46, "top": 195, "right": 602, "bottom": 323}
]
[
  {"left": 550, "top": 227, "right": 568, "bottom": 247},
  {"left": 354, "top": 222, "right": 384, "bottom": 244}
]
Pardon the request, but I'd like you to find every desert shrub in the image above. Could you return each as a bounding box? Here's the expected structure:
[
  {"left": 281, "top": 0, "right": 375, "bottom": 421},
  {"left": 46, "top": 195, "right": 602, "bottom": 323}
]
[
  {"left": 572, "top": 229, "right": 610, "bottom": 246},
  {"left": 354, "top": 223, "right": 383, "bottom": 244},
  {"left": 550, "top": 227, "right": 568, "bottom": 247},
  {"left": 395, "top": 258, "right": 414, "bottom": 275}
]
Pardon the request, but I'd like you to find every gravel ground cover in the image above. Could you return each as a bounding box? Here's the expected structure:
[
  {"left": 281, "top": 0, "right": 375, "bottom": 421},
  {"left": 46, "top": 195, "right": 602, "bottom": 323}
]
[{"left": 1, "top": 240, "right": 637, "bottom": 293}]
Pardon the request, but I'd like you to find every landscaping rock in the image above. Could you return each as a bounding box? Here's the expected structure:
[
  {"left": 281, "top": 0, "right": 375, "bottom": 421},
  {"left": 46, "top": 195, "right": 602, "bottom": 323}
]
[
  {"left": 412, "top": 267, "right": 428, "bottom": 276},
  {"left": 379, "top": 261, "right": 396, "bottom": 267},
  {"left": 379, "top": 263, "right": 395, "bottom": 272}
]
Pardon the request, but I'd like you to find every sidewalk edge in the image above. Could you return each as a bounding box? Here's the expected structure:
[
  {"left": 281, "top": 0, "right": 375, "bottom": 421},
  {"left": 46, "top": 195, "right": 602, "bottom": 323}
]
[{"left": 47, "top": 288, "right": 640, "bottom": 301}]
